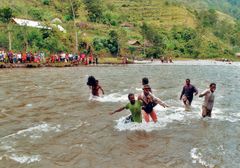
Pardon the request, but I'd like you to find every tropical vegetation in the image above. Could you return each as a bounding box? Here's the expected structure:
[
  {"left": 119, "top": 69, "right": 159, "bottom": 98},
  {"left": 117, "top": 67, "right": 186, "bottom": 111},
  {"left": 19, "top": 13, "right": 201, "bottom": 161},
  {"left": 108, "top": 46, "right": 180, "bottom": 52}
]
[{"left": 0, "top": 0, "right": 240, "bottom": 59}]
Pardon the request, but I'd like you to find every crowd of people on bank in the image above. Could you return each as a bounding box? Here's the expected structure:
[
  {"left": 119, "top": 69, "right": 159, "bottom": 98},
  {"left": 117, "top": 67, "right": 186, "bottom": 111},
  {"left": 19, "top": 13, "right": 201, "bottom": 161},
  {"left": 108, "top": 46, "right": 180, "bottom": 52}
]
[
  {"left": 0, "top": 50, "right": 99, "bottom": 65},
  {"left": 0, "top": 50, "right": 45, "bottom": 63},
  {"left": 47, "top": 52, "right": 98, "bottom": 65}
]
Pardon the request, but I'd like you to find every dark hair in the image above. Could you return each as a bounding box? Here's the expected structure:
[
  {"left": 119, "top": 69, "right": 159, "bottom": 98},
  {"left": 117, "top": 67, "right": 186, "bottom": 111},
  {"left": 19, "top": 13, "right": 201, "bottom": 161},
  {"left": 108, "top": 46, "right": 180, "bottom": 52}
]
[
  {"left": 210, "top": 83, "right": 216, "bottom": 87},
  {"left": 87, "top": 76, "right": 97, "bottom": 86},
  {"left": 128, "top": 93, "right": 134, "bottom": 99},
  {"left": 186, "top": 79, "right": 190, "bottom": 82},
  {"left": 142, "top": 77, "right": 149, "bottom": 85}
]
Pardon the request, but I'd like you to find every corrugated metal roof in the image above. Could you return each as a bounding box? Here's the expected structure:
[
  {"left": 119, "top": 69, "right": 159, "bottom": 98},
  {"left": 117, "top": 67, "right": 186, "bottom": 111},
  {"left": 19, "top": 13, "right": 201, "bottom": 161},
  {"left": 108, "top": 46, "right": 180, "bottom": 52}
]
[
  {"left": 12, "top": 18, "right": 66, "bottom": 33},
  {"left": 12, "top": 18, "right": 51, "bottom": 29}
]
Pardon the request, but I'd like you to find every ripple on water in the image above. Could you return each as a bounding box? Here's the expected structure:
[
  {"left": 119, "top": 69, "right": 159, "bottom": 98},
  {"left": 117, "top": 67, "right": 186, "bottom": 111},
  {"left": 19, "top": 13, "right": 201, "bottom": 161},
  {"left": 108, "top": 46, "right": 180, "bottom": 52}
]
[
  {"left": 0, "top": 123, "right": 61, "bottom": 164},
  {"left": 0, "top": 154, "right": 41, "bottom": 164}
]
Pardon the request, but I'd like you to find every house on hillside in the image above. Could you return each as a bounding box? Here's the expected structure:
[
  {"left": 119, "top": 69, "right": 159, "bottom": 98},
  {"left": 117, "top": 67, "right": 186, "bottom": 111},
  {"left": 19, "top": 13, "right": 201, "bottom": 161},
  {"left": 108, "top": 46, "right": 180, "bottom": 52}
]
[
  {"left": 128, "top": 40, "right": 141, "bottom": 47},
  {"left": 120, "top": 22, "right": 134, "bottom": 28},
  {"left": 12, "top": 18, "right": 66, "bottom": 33},
  {"left": 235, "top": 53, "right": 240, "bottom": 58}
]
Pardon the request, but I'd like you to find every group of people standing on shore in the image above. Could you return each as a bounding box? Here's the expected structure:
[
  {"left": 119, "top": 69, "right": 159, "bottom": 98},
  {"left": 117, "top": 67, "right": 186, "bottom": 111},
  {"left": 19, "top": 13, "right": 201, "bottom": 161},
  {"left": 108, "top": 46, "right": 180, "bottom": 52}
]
[
  {"left": 87, "top": 76, "right": 216, "bottom": 123},
  {"left": 0, "top": 50, "right": 45, "bottom": 63},
  {"left": 0, "top": 50, "right": 99, "bottom": 65}
]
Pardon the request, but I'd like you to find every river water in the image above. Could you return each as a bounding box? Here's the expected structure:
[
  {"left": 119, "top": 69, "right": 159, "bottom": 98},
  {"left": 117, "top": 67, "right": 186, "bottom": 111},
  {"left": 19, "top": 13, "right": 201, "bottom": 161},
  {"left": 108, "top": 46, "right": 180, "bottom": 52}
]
[{"left": 0, "top": 60, "right": 240, "bottom": 168}]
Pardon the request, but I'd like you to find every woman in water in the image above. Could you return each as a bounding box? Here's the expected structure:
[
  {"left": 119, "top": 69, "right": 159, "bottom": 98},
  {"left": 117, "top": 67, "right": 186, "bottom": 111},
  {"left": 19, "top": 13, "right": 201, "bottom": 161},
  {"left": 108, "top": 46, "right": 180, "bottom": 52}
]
[
  {"left": 87, "top": 76, "right": 104, "bottom": 96},
  {"left": 138, "top": 85, "right": 169, "bottom": 123}
]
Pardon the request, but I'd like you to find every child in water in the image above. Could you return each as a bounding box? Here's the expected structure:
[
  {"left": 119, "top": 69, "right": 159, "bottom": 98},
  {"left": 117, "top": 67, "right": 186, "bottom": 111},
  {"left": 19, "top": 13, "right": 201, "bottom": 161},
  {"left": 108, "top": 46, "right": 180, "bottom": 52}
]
[
  {"left": 142, "top": 77, "right": 152, "bottom": 92},
  {"left": 87, "top": 76, "right": 104, "bottom": 97}
]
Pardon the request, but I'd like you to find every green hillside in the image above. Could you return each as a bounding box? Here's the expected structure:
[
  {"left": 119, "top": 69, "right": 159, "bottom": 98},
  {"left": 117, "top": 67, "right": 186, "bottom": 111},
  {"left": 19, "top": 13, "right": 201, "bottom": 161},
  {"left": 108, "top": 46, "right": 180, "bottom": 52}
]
[
  {"left": 171, "top": 0, "right": 240, "bottom": 20},
  {"left": 0, "top": 0, "right": 240, "bottom": 59}
]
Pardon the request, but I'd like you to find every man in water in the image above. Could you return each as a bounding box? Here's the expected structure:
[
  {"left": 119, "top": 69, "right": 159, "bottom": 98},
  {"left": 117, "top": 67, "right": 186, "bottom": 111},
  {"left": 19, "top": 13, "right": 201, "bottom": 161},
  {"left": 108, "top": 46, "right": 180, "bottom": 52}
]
[
  {"left": 110, "top": 93, "right": 142, "bottom": 123},
  {"left": 138, "top": 85, "right": 169, "bottom": 123},
  {"left": 199, "top": 83, "right": 216, "bottom": 118},
  {"left": 180, "top": 79, "right": 198, "bottom": 110}
]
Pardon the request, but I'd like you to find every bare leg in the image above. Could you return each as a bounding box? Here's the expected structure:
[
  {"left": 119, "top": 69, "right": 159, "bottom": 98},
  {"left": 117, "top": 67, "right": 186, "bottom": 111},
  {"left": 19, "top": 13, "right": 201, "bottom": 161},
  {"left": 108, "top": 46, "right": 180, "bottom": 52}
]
[
  {"left": 202, "top": 106, "right": 207, "bottom": 117},
  {"left": 149, "top": 111, "right": 158, "bottom": 123},
  {"left": 143, "top": 111, "right": 150, "bottom": 123}
]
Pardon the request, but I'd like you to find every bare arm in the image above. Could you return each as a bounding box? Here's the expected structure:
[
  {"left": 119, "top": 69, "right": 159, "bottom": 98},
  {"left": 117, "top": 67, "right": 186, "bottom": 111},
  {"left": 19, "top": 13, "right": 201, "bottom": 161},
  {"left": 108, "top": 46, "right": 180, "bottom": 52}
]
[
  {"left": 199, "top": 90, "right": 209, "bottom": 97},
  {"left": 156, "top": 98, "right": 169, "bottom": 108},
  {"left": 109, "top": 107, "right": 125, "bottom": 115},
  {"left": 150, "top": 93, "right": 169, "bottom": 108},
  {"left": 138, "top": 94, "right": 147, "bottom": 104},
  {"left": 99, "top": 86, "right": 104, "bottom": 94}
]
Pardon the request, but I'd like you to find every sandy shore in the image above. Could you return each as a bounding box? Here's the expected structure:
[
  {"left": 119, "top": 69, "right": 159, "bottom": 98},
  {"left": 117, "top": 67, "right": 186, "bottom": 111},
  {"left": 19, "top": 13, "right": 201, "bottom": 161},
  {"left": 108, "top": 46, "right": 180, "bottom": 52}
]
[
  {"left": 0, "top": 59, "right": 239, "bottom": 68},
  {"left": 134, "top": 60, "right": 240, "bottom": 66}
]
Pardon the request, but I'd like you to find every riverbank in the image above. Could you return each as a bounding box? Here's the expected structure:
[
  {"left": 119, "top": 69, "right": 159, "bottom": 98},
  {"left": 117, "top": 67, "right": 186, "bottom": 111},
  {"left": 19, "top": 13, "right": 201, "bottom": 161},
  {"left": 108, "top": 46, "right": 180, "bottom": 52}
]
[
  {"left": 0, "top": 57, "right": 239, "bottom": 68},
  {"left": 0, "top": 57, "right": 135, "bottom": 68},
  {"left": 0, "top": 62, "right": 72, "bottom": 68}
]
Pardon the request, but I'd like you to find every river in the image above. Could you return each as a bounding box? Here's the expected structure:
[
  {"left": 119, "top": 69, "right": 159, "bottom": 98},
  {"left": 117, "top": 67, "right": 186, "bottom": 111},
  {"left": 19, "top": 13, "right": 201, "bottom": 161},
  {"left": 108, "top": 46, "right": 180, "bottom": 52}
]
[{"left": 0, "top": 60, "right": 240, "bottom": 168}]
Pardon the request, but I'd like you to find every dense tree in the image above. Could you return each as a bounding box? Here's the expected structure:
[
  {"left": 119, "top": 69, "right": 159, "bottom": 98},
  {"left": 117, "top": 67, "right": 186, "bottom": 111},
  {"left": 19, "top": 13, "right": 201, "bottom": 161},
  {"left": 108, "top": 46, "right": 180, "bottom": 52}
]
[
  {"left": 0, "top": 7, "right": 13, "bottom": 23},
  {"left": 83, "top": 0, "right": 103, "bottom": 22},
  {"left": 66, "top": 0, "right": 81, "bottom": 21},
  {"left": 107, "top": 30, "right": 119, "bottom": 55},
  {"left": 28, "top": 8, "right": 44, "bottom": 21},
  {"left": 141, "top": 22, "right": 166, "bottom": 57},
  {"left": 198, "top": 9, "right": 217, "bottom": 27},
  {"left": 0, "top": 7, "right": 14, "bottom": 50},
  {"left": 92, "top": 30, "right": 119, "bottom": 55}
]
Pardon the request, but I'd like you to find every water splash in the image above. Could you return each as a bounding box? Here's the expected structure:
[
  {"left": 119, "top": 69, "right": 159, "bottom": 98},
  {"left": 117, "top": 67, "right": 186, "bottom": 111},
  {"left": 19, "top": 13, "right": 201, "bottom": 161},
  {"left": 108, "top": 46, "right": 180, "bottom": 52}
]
[
  {"left": 0, "top": 154, "right": 41, "bottom": 164},
  {"left": 1, "top": 122, "right": 61, "bottom": 140},
  {"left": 114, "top": 105, "right": 189, "bottom": 131},
  {"left": 113, "top": 102, "right": 238, "bottom": 131},
  {"left": 190, "top": 148, "right": 215, "bottom": 168},
  {"left": 89, "top": 93, "right": 128, "bottom": 103},
  {"left": 0, "top": 122, "right": 61, "bottom": 164}
]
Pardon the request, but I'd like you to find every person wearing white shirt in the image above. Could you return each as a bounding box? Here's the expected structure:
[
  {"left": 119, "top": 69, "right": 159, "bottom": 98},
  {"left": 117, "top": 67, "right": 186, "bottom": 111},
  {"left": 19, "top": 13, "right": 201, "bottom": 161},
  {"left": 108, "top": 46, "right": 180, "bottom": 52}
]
[{"left": 199, "top": 83, "right": 216, "bottom": 118}]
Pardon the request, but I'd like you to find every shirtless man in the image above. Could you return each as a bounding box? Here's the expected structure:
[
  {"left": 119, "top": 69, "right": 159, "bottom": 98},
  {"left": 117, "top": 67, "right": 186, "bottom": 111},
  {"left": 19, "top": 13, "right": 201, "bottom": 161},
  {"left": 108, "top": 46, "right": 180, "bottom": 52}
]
[{"left": 199, "top": 83, "right": 216, "bottom": 118}]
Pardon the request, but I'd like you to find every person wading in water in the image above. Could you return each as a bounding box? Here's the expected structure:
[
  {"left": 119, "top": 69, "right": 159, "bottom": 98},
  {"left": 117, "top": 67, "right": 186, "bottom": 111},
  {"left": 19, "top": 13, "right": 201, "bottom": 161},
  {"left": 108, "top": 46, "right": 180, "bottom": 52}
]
[
  {"left": 110, "top": 93, "right": 143, "bottom": 123},
  {"left": 180, "top": 79, "right": 198, "bottom": 111},
  {"left": 138, "top": 85, "right": 169, "bottom": 123},
  {"left": 87, "top": 76, "right": 104, "bottom": 97}
]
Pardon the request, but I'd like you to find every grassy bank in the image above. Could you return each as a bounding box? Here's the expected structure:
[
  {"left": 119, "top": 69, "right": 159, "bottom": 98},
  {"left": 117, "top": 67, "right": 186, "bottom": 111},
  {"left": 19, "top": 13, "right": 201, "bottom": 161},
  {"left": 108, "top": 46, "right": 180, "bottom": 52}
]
[{"left": 98, "top": 57, "right": 134, "bottom": 64}]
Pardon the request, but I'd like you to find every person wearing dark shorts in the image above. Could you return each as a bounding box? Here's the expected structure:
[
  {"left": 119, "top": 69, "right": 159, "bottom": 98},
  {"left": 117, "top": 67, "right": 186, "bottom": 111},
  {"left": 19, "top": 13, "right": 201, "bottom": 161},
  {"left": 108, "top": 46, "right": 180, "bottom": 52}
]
[
  {"left": 138, "top": 85, "right": 169, "bottom": 123},
  {"left": 180, "top": 79, "right": 198, "bottom": 110}
]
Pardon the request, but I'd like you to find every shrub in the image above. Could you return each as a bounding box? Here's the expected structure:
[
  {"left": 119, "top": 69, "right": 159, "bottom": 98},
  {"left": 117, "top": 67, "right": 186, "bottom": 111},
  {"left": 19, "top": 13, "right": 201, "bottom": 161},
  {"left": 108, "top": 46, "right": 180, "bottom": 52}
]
[
  {"left": 28, "top": 8, "right": 44, "bottom": 20},
  {"left": 42, "top": 0, "right": 50, "bottom": 5}
]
